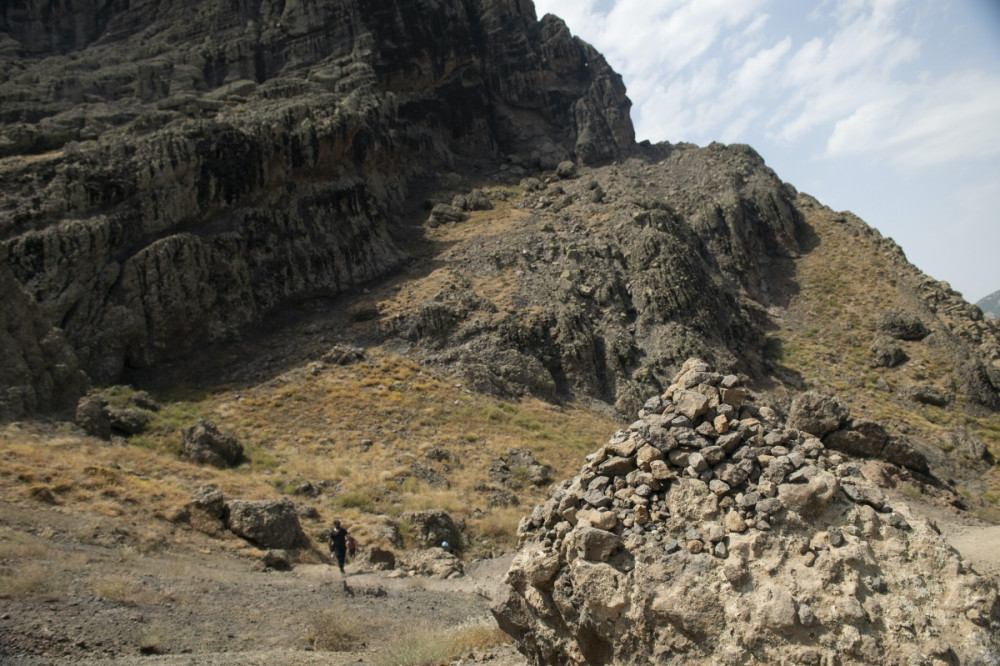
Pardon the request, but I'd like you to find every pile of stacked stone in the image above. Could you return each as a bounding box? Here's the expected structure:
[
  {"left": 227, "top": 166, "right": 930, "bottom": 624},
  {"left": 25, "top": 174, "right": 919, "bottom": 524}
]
[{"left": 493, "top": 358, "right": 1000, "bottom": 665}]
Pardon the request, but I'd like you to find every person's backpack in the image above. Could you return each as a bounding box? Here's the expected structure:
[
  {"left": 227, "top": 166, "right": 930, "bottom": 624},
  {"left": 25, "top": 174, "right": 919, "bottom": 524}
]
[{"left": 346, "top": 535, "right": 358, "bottom": 557}]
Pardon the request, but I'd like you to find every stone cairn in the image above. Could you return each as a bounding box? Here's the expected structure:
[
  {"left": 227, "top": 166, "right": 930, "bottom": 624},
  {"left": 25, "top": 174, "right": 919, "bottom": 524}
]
[{"left": 492, "top": 358, "right": 1000, "bottom": 665}]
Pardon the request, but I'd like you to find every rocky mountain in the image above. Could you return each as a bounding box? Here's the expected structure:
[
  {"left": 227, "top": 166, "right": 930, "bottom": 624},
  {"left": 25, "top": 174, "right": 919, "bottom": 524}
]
[
  {"left": 1, "top": 0, "right": 632, "bottom": 416},
  {"left": 2, "top": 1, "right": 1000, "bottom": 664},
  {"left": 978, "top": 289, "right": 1000, "bottom": 320},
  {"left": 2, "top": 0, "right": 999, "bottom": 512}
]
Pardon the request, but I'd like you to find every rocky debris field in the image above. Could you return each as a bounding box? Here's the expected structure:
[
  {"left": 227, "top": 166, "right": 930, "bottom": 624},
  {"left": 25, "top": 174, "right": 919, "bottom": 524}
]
[{"left": 493, "top": 358, "right": 1000, "bottom": 665}]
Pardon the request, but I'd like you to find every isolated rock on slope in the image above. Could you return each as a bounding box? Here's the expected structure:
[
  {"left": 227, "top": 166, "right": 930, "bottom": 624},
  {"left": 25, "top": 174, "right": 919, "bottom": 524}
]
[
  {"left": 225, "top": 498, "right": 304, "bottom": 550},
  {"left": 0, "top": 0, "right": 632, "bottom": 415},
  {"left": 492, "top": 358, "right": 1000, "bottom": 665}
]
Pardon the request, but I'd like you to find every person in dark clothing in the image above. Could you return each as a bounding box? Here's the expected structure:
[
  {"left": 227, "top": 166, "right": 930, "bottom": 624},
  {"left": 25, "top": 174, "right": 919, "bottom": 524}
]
[{"left": 329, "top": 520, "right": 349, "bottom": 575}]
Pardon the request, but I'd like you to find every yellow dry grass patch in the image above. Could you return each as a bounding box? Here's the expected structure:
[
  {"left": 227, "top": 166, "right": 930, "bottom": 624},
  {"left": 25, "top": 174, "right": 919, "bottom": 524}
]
[
  {"left": 201, "top": 348, "right": 613, "bottom": 551},
  {"left": 369, "top": 617, "right": 512, "bottom": 666},
  {"left": 1, "top": 345, "right": 615, "bottom": 556}
]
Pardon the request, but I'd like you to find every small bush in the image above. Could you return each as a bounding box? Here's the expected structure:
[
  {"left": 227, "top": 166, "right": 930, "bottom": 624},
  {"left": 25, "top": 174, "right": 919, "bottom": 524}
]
[
  {"left": 93, "top": 573, "right": 172, "bottom": 605},
  {"left": 473, "top": 508, "right": 522, "bottom": 548},
  {"left": 334, "top": 491, "right": 373, "bottom": 511},
  {"left": 307, "top": 607, "right": 367, "bottom": 651},
  {"left": 0, "top": 563, "right": 67, "bottom": 600}
]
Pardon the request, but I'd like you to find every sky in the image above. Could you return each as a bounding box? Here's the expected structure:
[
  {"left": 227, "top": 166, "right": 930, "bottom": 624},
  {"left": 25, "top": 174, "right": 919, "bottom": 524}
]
[{"left": 532, "top": 0, "right": 1000, "bottom": 304}]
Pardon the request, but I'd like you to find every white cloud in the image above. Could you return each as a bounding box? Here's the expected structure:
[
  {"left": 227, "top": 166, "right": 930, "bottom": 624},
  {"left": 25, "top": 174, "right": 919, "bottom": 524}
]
[
  {"left": 532, "top": 0, "right": 1000, "bottom": 297},
  {"left": 828, "top": 70, "right": 1000, "bottom": 166}
]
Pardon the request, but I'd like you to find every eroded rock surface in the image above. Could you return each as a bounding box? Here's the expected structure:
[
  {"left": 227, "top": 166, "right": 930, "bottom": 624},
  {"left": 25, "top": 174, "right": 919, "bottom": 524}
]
[
  {"left": 493, "top": 358, "right": 1000, "bottom": 665},
  {"left": 0, "top": 0, "right": 633, "bottom": 415}
]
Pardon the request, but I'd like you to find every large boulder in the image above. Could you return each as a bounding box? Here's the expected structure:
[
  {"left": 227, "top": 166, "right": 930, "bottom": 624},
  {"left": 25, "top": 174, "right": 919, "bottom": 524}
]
[
  {"left": 225, "top": 498, "right": 304, "bottom": 550},
  {"left": 181, "top": 420, "right": 243, "bottom": 468},
  {"left": 493, "top": 359, "right": 1000, "bottom": 665},
  {"left": 401, "top": 510, "right": 461, "bottom": 550},
  {"left": 183, "top": 486, "right": 226, "bottom": 535},
  {"left": 869, "top": 337, "right": 907, "bottom": 368},
  {"left": 823, "top": 419, "right": 889, "bottom": 458},
  {"left": 490, "top": 448, "right": 552, "bottom": 489},
  {"left": 354, "top": 547, "right": 397, "bottom": 572},
  {"left": 877, "top": 310, "right": 930, "bottom": 340},
  {"left": 75, "top": 394, "right": 111, "bottom": 439},
  {"left": 786, "top": 391, "right": 849, "bottom": 438},
  {"left": 108, "top": 407, "right": 151, "bottom": 435},
  {"left": 403, "top": 549, "right": 464, "bottom": 579}
]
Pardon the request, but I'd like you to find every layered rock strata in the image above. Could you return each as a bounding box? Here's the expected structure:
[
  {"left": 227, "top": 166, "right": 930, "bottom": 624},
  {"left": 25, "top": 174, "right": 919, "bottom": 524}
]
[
  {"left": 0, "top": 0, "right": 632, "bottom": 414},
  {"left": 493, "top": 358, "right": 1000, "bottom": 665}
]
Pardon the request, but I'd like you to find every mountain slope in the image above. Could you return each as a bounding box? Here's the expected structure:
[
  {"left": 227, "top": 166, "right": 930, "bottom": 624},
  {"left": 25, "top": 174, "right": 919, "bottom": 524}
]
[
  {"left": 2, "top": 0, "right": 999, "bottom": 498},
  {"left": 2, "top": 2, "right": 1000, "bottom": 662},
  {"left": 978, "top": 289, "right": 1000, "bottom": 319},
  {"left": 1, "top": 0, "right": 632, "bottom": 417}
]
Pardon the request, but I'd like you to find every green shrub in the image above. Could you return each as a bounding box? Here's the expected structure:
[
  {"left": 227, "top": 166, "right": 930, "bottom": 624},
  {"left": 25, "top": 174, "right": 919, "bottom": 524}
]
[{"left": 333, "top": 491, "right": 373, "bottom": 510}]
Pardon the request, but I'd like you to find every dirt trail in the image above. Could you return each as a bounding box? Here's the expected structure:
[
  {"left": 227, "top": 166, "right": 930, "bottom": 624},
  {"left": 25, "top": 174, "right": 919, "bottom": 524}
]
[
  {"left": 2, "top": 489, "right": 998, "bottom": 666},
  {"left": 0, "top": 501, "right": 525, "bottom": 666}
]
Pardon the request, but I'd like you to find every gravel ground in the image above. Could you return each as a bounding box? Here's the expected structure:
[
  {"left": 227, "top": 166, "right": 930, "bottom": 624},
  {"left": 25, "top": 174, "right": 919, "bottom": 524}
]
[
  {"left": 0, "top": 500, "right": 525, "bottom": 666},
  {"left": 2, "top": 480, "right": 997, "bottom": 666}
]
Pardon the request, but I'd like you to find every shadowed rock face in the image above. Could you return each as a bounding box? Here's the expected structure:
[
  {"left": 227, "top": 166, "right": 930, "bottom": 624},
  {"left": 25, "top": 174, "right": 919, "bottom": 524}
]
[{"left": 0, "top": 0, "right": 633, "bottom": 414}]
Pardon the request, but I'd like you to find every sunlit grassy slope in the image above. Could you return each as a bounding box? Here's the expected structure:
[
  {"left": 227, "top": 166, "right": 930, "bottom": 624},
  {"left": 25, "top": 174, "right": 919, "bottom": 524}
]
[
  {"left": 2, "top": 348, "right": 617, "bottom": 556},
  {"left": 769, "top": 194, "right": 1000, "bottom": 509}
]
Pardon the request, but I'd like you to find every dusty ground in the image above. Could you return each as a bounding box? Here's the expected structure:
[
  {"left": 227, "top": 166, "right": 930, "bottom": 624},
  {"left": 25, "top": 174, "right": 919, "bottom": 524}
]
[
  {"left": 0, "top": 500, "right": 526, "bottom": 666},
  {"left": 886, "top": 489, "right": 1000, "bottom": 584},
  {"left": 3, "top": 485, "right": 999, "bottom": 666}
]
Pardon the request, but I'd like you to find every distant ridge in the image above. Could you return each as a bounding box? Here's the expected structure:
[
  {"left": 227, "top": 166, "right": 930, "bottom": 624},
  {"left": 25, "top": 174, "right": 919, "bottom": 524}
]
[{"left": 978, "top": 290, "right": 1000, "bottom": 319}]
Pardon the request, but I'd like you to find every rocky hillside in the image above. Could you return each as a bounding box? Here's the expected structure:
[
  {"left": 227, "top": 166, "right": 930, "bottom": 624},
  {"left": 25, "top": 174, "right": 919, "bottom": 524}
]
[
  {"left": 1, "top": 0, "right": 631, "bottom": 416},
  {"left": 2, "top": 0, "right": 999, "bottom": 537},
  {"left": 978, "top": 289, "right": 1000, "bottom": 320},
  {"left": 2, "top": 2, "right": 1000, "bottom": 662}
]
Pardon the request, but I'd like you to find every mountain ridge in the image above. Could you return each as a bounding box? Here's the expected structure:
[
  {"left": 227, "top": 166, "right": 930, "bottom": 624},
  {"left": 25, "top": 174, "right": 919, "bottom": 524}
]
[
  {"left": 2, "top": 2, "right": 1000, "bottom": 663},
  {"left": 978, "top": 289, "right": 1000, "bottom": 320}
]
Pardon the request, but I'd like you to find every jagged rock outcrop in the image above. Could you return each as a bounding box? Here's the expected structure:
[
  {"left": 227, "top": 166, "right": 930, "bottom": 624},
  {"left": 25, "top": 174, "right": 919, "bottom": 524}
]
[
  {"left": 225, "top": 497, "right": 304, "bottom": 549},
  {"left": 401, "top": 509, "right": 461, "bottom": 550},
  {"left": 493, "top": 359, "right": 1000, "bottom": 665},
  {"left": 181, "top": 420, "right": 243, "bottom": 467},
  {"left": 0, "top": 0, "right": 633, "bottom": 416},
  {"left": 0, "top": 263, "right": 88, "bottom": 419},
  {"left": 380, "top": 148, "right": 803, "bottom": 414}
]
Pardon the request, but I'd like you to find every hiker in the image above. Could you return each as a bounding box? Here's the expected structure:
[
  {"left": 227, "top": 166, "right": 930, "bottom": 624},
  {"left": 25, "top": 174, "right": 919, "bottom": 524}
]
[
  {"left": 329, "top": 520, "right": 349, "bottom": 575},
  {"left": 441, "top": 540, "right": 453, "bottom": 555},
  {"left": 346, "top": 533, "right": 358, "bottom": 559}
]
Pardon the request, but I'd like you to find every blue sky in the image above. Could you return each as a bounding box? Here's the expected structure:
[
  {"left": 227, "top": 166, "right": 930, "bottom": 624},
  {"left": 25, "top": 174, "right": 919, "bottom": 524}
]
[{"left": 533, "top": 0, "right": 1000, "bottom": 303}]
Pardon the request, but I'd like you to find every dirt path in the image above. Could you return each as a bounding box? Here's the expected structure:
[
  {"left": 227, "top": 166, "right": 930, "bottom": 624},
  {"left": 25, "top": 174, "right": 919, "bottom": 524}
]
[
  {"left": 884, "top": 489, "right": 1000, "bottom": 584},
  {"left": 0, "top": 501, "right": 525, "bottom": 666},
  {"left": 3, "top": 488, "right": 998, "bottom": 666}
]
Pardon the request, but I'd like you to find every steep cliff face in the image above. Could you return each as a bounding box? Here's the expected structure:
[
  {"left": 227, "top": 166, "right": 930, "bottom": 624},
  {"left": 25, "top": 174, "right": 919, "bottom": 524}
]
[{"left": 0, "top": 0, "right": 632, "bottom": 413}]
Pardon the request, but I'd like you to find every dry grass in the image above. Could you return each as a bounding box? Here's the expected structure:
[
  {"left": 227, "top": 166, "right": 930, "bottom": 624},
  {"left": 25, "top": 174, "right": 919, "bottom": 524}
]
[
  {"left": 0, "top": 562, "right": 70, "bottom": 600},
  {"left": 771, "top": 199, "right": 1000, "bottom": 500},
  {"left": 0, "top": 343, "right": 615, "bottom": 558},
  {"left": 370, "top": 618, "right": 512, "bottom": 666},
  {"left": 92, "top": 573, "right": 176, "bottom": 605},
  {"left": 306, "top": 606, "right": 369, "bottom": 651}
]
